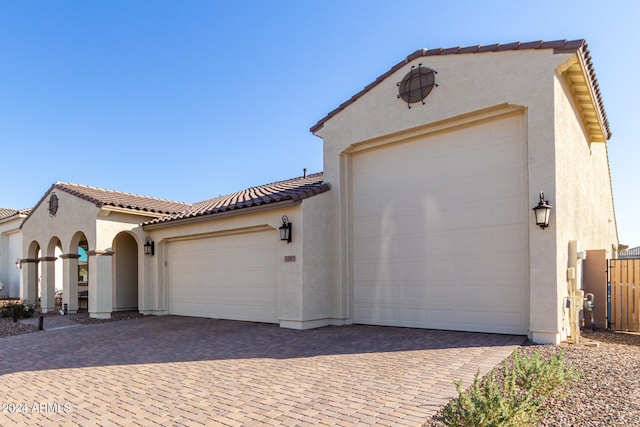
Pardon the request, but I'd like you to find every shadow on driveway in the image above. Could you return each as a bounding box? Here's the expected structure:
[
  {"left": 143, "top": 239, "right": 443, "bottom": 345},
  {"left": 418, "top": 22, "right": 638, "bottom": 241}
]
[{"left": 0, "top": 315, "right": 525, "bottom": 375}]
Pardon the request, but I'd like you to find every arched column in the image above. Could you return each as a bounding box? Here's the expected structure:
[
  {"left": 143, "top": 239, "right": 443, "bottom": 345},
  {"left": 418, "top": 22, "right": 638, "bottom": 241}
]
[
  {"left": 20, "top": 258, "right": 39, "bottom": 305},
  {"left": 61, "top": 253, "right": 80, "bottom": 314},
  {"left": 39, "top": 256, "right": 57, "bottom": 313},
  {"left": 88, "top": 250, "right": 114, "bottom": 319}
]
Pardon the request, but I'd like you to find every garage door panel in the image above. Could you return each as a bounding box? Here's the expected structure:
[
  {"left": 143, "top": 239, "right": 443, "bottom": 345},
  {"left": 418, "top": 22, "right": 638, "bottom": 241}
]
[
  {"left": 352, "top": 114, "right": 528, "bottom": 335},
  {"left": 168, "top": 230, "right": 278, "bottom": 323}
]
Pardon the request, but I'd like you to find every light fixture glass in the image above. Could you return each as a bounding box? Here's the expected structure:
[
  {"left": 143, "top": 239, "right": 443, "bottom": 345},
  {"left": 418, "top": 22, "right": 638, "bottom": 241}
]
[
  {"left": 279, "top": 216, "right": 292, "bottom": 243},
  {"left": 144, "top": 236, "right": 155, "bottom": 256},
  {"left": 533, "top": 192, "right": 552, "bottom": 229}
]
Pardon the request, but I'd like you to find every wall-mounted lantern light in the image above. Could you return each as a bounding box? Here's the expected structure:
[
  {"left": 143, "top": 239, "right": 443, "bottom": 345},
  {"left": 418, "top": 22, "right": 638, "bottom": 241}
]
[
  {"left": 279, "top": 215, "right": 292, "bottom": 243},
  {"left": 144, "top": 236, "right": 155, "bottom": 256},
  {"left": 532, "top": 192, "right": 552, "bottom": 229},
  {"left": 15, "top": 258, "right": 21, "bottom": 269}
]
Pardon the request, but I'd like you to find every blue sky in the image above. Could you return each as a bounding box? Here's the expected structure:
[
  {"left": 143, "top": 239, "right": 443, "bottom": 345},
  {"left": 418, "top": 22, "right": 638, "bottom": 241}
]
[{"left": 2, "top": 1, "right": 640, "bottom": 244}]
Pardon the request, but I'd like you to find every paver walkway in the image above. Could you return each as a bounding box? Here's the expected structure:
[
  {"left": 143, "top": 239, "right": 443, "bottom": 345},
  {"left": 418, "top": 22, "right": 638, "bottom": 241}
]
[{"left": 0, "top": 316, "right": 524, "bottom": 426}]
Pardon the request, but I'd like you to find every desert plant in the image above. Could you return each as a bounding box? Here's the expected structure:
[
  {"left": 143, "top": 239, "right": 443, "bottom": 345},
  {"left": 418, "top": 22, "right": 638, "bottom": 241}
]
[
  {"left": 441, "top": 350, "right": 580, "bottom": 427},
  {"left": 510, "top": 350, "right": 580, "bottom": 399},
  {"left": 0, "top": 300, "right": 36, "bottom": 319}
]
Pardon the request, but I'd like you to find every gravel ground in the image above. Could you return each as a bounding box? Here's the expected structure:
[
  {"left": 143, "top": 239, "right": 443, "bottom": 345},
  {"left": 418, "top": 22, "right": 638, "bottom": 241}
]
[
  {"left": 424, "top": 329, "right": 640, "bottom": 427},
  {"left": 0, "top": 306, "right": 143, "bottom": 338},
  {"left": 0, "top": 317, "right": 41, "bottom": 337}
]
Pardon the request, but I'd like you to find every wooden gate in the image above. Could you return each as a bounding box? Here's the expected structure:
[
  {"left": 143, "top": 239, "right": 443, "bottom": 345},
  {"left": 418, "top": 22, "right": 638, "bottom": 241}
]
[{"left": 608, "top": 259, "right": 640, "bottom": 332}]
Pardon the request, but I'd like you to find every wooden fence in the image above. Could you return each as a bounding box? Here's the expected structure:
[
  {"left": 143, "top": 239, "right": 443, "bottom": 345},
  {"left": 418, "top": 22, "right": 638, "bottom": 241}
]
[{"left": 609, "top": 258, "right": 640, "bottom": 332}]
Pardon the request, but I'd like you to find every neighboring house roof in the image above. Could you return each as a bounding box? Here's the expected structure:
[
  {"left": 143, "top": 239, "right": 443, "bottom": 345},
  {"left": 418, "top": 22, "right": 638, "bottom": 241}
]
[
  {"left": 145, "top": 172, "right": 331, "bottom": 227},
  {"left": 310, "top": 39, "right": 611, "bottom": 140},
  {"left": 21, "top": 182, "right": 192, "bottom": 229},
  {"left": 620, "top": 246, "right": 640, "bottom": 258},
  {"left": 0, "top": 208, "right": 30, "bottom": 221}
]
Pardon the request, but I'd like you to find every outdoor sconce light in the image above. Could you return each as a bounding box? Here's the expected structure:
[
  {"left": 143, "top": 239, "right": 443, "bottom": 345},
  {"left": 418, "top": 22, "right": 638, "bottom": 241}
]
[
  {"left": 532, "top": 192, "right": 552, "bottom": 229},
  {"left": 279, "top": 215, "right": 292, "bottom": 243},
  {"left": 144, "top": 236, "right": 155, "bottom": 256},
  {"left": 15, "top": 259, "right": 21, "bottom": 269}
]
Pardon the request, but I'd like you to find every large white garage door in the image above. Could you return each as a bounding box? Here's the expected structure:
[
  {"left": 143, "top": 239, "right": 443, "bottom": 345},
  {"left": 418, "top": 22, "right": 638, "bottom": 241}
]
[
  {"left": 352, "top": 114, "right": 528, "bottom": 334},
  {"left": 168, "top": 230, "right": 278, "bottom": 323}
]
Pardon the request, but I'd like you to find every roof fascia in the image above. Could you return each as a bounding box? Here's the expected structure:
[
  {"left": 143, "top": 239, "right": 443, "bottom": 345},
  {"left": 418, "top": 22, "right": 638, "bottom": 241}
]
[
  {"left": 98, "top": 205, "right": 171, "bottom": 219},
  {"left": 20, "top": 185, "right": 57, "bottom": 229},
  {"left": 556, "top": 53, "right": 608, "bottom": 143}
]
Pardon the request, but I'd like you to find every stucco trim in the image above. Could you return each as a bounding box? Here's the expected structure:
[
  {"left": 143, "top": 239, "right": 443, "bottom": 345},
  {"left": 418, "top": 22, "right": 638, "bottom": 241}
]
[
  {"left": 160, "top": 224, "right": 275, "bottom": 243},
  {"left": 86, "top": 250, "right": 115, "bottom": 256},
  {"left": 38, "top": 256, "right": 57, "bottom": 262},
  {"left": 60, "top": 253, "right": 82, "bottom": 259},
  {"left": 20, "top": 258, "right": 39, "bottom": 264},
  {"left": 343, "top": 103, "right": 525, "bottom": 155}
]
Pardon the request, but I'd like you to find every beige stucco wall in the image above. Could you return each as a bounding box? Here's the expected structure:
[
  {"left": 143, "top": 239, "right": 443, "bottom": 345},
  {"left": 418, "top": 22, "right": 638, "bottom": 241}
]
[
  {"left": 21, "top": 191, "right": 100, "bottom": 256},
  {"left": 301, "top": 192, "right": 332, "bottom": 327},
  {"left": 314, "top": 48, "right": 610, "bottom": 344},
  {"left": 0, "top": 217, "right": 25, "bottom": 298},
  {"left": 553, "top": 74, "right": 618, "bottom": 341},
  {"left": 20, "top": 190, "right": 158, "bottom": 317},
  {"left": 145, "top": 200, "right": 330, "bottom": 329}
]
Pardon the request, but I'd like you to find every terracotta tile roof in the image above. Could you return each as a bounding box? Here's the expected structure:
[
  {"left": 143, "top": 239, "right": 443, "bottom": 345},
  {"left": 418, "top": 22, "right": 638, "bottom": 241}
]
[
  {"left": 51, "top": 182, "right": 193, "bottom": 214},
  {"left": 0, "top": 208, "right": 30, "bottom": 220},
  {"left": 310, "top": 39, "right": 610, "bottom": 139},
  {"left": 20, "top": 182, "right": 192, "bottom": 229},
  {"left": 145, "top": 172, "right": 330, "bottom": 226}
]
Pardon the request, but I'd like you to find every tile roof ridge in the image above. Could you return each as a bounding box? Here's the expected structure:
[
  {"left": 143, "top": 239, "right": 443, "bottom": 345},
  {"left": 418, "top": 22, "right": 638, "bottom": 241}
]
[
  {"left": 193, "top": 172, "right": 325, "bottom": 205},
  {"left": 147, "top": 172, "right": 329, "bottom": 227},
  {"left": 54, "top": 181, "right": 192, "bottom": 206}
]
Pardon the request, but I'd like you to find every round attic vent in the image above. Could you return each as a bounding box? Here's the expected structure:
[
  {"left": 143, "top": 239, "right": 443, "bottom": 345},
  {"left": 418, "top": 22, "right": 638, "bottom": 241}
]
[{"left": 397, "top": 64, "right": 437, "bottom": 107}]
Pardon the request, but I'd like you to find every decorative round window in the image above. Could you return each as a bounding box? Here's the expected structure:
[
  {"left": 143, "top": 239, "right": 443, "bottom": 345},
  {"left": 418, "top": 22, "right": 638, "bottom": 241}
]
[
  {"left": 48, "top": 193, "right": 59, "bottom": 216},
  {"left": 397, "top": 64, "right": 437, "bottom": 107}
]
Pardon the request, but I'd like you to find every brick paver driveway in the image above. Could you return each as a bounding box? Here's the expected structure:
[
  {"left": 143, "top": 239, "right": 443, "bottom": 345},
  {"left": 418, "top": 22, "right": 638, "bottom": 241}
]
[{"left": 0, "top": 316, "right": 524, "bottom": 426}]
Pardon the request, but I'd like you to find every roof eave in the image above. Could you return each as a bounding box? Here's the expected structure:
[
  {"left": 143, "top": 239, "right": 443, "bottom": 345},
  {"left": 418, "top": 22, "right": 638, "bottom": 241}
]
[
  {"left": 557, "top": 51, "right": 610, "bottom": 143},
  {"left": 142, "top": 199, "right": 302, "bottom": 231}
]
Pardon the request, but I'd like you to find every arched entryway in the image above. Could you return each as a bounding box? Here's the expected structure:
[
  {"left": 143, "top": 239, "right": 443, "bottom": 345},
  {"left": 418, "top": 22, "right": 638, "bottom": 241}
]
[
  {"left": 22, "top": 240, "right": 41, "bottom": 307},
  {"left": 39, "top": 237, "right": 62, "bottom": 313},
  {"left": 113, "top": 232, "right": 139, "bottom": 311},
  {"left": 61, "top": 232, "right": 90, "bottom": 314}
]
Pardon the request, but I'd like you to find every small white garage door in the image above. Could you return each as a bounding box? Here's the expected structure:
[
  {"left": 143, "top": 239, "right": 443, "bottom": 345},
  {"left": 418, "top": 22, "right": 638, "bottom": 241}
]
[
  {"left": 351, "top": 114, "right": 529, "bottom": 334},
  {"left": 168, "top": 230, "right": 278, "bottom": 323}
]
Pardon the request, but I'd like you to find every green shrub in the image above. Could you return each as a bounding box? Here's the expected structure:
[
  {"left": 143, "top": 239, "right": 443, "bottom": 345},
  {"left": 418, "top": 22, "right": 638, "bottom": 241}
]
[
  {"left": 510, "top": 350, "right": 580, "bottom": 399},
  {"left": 0, "top": 300, "right": 36, "bottom": 319},
  {"left": 441, "top": 350, "right": 580, "bottom": 427}
]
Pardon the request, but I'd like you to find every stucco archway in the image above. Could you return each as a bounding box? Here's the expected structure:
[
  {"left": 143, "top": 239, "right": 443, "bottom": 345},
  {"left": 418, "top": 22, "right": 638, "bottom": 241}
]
[
  {"left": 22, "top": 240, "right": 41, "bottom": 307},
  {"left": 40, "top": 237, "right": 62, "bottom": 313},
  {"left": 60, "top": 232, "right": 90, "bottom": 313},
  {"left": 113, "top": 232, "right": 139, "bottom": 312}
]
